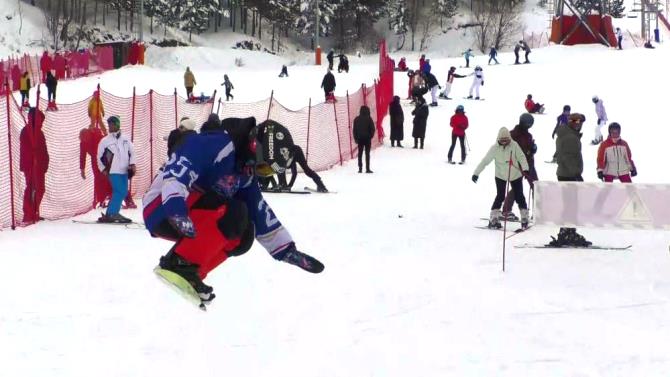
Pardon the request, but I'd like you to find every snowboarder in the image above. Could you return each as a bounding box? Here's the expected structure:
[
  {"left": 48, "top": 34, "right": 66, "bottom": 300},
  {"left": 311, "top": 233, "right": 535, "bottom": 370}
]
[
  {"left": 256, "top": 119, "right": 328, "bottom": 193},
  {"left": 549, "top": 113, "right": 592, "bottom": 247},
  {"left": 502, "top": 113, "right": 538, "bottom": 220},
  {"left": 353, "top": 105, "right": 376, "bottom": 173},
  {"left": 184, "top": 67, "right": 196, "bottom": 99},
  {"left": 278, "top": 65, "right": 289, "bottom": 77},
  {"left": 550, "top": 105, "right": 571, "bottom": 163},
  {"left": 327, "top": 49, "right": 335, "bottom": 71},
  {"left": 466, "top": 66, "right": 484, "bottom": 100},
  {"left": 321, "top": 69, "right": 336, "bottom": 101},
  {"left": 524, "top": 94, "right": 545, "bottom": 113},
  {"left": 411, "top": 96, "right": 429, "bottom": 149},
  {"left": 96, "top": 116, "right": 136, "bottom": 224},
  {"left": 616, "top": 27, "right": 623, "bottom": 50},
  {"left": 448, "top": 105, "right": 468, "bottom": 164},
  {"left": 463, "top": 48, "right": 474, "bottom": 68},
  {"left": 472, "top": 127, "right": 532, "bottom": 229},
  {"left": 439, "top": 67, "right": 466, "bottom": 100},
  {"left": 142, "top": 116, "right": 324, "bottom": 305},
  {"left": 389, "top": 96, "right": 404, "bottom": 148},
  {"left": 591, "top": 95, "right": 608, "bottom": 145},
  {"left": 221, "top": 74, "right": 234, "bottom": 101},
  {"left": 425, "top": 71, "right": 440, "bottom": 106},
  {"left": 167, "top": 117, "right": 198, "bottom": 157},
  {"left": 596, "top": 122, "right": 636, "bottom": 182},
  {"left": 488, "top": 46, "right": 499, "bottom": 65},
  {"left": 337, "top": 54, "right": 349, "bottom": 73},
  {"left": 45, "top": 71, "right": 58, "bottom": 111},
  {"left": 19, "top": 71, "right": 30, "bottom": 107},
  {"left": 20, "top": 108, "right": 49, "bottom": 223}
]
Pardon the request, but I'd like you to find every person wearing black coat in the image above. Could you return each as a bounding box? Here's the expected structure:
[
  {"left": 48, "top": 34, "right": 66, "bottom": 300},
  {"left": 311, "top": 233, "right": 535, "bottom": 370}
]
[
  {"left": 352, "top": 105, "right": 375, "bottom": 173},
  {"left": 321, "top": 70, "right": 336, "bottom": 100},
  {"left": 411, "top": 96, "right": 429, "bottom": 149},
  {"left": 389, "top": 96, "right": 404, "bottom": 147},
  {"left": 327, "top": 50, "right": 334, "bottom": 71},
  {"left": 45, "top": 71, "right": 57, "bottom": 102},
  {"left": 167, "top": 117, "right": 198, "bottom": 157}
]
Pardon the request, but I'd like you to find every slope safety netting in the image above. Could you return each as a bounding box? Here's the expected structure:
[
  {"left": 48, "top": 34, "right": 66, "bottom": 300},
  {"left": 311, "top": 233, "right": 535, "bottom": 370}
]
[{"left": 0, "top": 41, "right": 393, "bottom": 229}]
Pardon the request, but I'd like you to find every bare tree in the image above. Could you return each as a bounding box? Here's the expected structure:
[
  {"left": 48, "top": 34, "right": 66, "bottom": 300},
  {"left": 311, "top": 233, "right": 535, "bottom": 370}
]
[
  {"left": 472, "top": 0, "right": 524, "bottom": 52},
  {"left": 418, "top": 8, "right": 437, "bottom": 50}
]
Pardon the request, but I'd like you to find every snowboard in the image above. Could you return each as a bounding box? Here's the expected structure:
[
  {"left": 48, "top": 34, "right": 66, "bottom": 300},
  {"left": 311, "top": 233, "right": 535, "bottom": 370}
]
[
  {"left": 154, "top": 267, "right": 208, "bottom": 311},
  {"left": 304, "top": 187, "right": 337, "bottom": 194},
  {"left": 514, "top": 243, "right": 632, "bottom": 251}
]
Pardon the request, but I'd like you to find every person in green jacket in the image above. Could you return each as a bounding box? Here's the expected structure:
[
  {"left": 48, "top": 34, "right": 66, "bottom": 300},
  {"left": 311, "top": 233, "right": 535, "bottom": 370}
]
[
  {"left": 472, "top": 127, "right": 533, "bottom": 229},
  {"left": 549, "top": 113, "right": 592, "bottom": 247}
]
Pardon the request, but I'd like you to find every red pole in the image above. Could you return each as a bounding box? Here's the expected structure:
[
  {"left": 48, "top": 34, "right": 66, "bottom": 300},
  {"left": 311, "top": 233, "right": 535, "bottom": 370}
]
[
  {"left": 362, "top": 83, "right": 368, "bottom": 107},
  {"left": 210, "top": 89, "right": 217, "bottom": 115},
  {"left": 173, "top": 88, "right": 178, "bottom": 129},
  {"left": 346, "top": 90, "right": 353, "bottom": 159},
  {"left": 502, "top": 151, "right": 514, "bottom": 272},
  {"left": 332, "top": 98, "right": 343, "bottom": 166},
  {"left": 5, "top": 81, "right": 16, "bottom": 229},
  {"left": 306, "top": 98, "right": 312, "bottom": 162},
  {"left": 149, "top": 89, "right": 154, "bottom": 177},
  {"left": 266, "top": 90, "right": 274, "bottom": 121}
]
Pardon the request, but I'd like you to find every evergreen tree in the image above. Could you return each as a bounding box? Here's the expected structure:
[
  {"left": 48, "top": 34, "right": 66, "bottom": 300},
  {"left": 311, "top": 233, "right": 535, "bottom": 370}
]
[
  {"left": 435, "top": 0, "right": 457, "bottom": 31},
  {"left": 387, "top": 0, "right": 408, "bottom": 35},
  {"left": 608, "top": 0, "right": 625, "bottom": 18}
]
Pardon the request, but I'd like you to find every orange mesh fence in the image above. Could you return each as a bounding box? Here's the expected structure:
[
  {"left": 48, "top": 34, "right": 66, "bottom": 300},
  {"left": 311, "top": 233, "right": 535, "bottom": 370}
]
[{"left": 0, "top": 43, "right": 393, "bottom": 229}]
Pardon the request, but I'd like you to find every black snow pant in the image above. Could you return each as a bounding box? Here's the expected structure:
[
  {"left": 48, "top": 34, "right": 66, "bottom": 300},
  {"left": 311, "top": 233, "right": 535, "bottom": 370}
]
[
  {"left": 414, "top": 137, "right": 424, "bottom": 149},
  {"left": 448, "top": 134, "right": 466, "bottom": 162},
  {"left": 225, "top": 88, "right": 233, "bottom": 101},
  {"left": 286, "top": 145, "right": 323, "bottom": 188},
  {"left": 47, "top": 87, "right": 56, "bottom": 102},
  {"left": 357, "top": 141, "right": 371, "bottom": 171},
  {"left": 492, "top": 177, "right": 527, "bottom": 210}
]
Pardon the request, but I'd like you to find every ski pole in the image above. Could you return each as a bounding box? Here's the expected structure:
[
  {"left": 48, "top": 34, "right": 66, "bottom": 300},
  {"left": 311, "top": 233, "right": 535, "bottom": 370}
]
[{"left": 465, "top": 135, "right": 471, "bottom": 152}]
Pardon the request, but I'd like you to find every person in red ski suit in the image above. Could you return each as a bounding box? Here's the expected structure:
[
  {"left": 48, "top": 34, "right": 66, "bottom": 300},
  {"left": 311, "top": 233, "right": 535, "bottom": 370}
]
[
  {"left": 20, "top": 108, "right": 49, "bottom": 223},
  {"left": 80, "top": 124, "right": 111, "bottom": 208},
  {"left": 39, "top": 51, "right": 52, "bottom": 83}
]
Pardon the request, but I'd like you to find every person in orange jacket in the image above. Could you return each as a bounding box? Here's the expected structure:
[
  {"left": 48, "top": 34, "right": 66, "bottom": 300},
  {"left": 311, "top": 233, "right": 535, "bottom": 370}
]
[{"left": 88, "top": 90, "right": 107, "bottom": 135}]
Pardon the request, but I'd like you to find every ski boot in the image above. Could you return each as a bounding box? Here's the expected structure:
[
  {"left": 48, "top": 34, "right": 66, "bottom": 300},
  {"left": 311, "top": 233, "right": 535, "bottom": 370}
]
[
  {"left": 520, "top": 209, "right": 530, "bottom": 229},
  {"left": 315, "top": 178, "right": 329, "bottom": 193},
  {"left": 488, "top": 209, "right": 502, "bottom": 229},
  {"left": 276, "top": 243, "right": 324, "bottom": 273},
  {"left": 159, "top": 250, "right": 215, "bottom": 303},
  {"left": 97, "top": 213, "right": 132, "bottom": 224},
  {"left": 475, "top": 97, "right": 480, "bottom": 100},
  {"left": 548, "top": 228, "right": 592, "bottom": 247},
  {"left": 500, "top": 211, "right": 519, "bottom": 222},
  {"left": 466, "top": 95, "right": 473, "bottom": 99}
]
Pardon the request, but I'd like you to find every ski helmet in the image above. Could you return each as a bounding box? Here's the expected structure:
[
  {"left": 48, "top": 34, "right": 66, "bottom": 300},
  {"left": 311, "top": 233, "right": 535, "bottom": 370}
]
[
  {"left": 456, "top": 105, "right": 465, "bottom": 113},
  {"left": 519, "top": 113, "right": 534, "bottom": 128},
  {"left": 107, "top": 115, "right": 120, "bottom": 127}
]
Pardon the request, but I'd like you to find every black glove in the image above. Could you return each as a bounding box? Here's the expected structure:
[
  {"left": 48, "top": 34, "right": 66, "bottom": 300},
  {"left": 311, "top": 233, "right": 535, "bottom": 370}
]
[
  {"left": 523, "top": 171, "right": 534, "bottom": 188},
  {"left": 531, "top": 143, "right": 537, "bottom": 154},
  {"left": 631, "top": 168, "right": 637, "bottom": 177},
  {"left": 168, "top": 215, "right": 196, "bottom": 238},
  {"left": 481, "top": 81, "right": 484, "bottom": 86},
  {"left": 472, "top": 175, "right": 478, "bottom": 183},
  {"left": 597, "top": 171, "right": 604, "bottom": 181}
]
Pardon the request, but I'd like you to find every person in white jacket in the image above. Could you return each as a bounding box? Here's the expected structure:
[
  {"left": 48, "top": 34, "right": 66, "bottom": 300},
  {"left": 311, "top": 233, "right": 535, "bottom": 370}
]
[
  {"left": 97, "top": 115, "right": 136, "bottom": 223},
  {"left": 466, "top": 66, "right": 484, "bottom": 100},
  {"left": 591, "top": 95, "right": 608, "bottom": 145},
  {"left": 472, "top": 127, "right": 533, "bottom": 229}
]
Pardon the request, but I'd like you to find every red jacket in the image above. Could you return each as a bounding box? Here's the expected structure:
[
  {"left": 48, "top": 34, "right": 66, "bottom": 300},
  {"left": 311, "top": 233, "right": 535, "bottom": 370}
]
[
  {"left": 20, "top": 110, "right": 49, "bottom": 176},
  {"left": 80, "top": 127, "right": 105, "bottom": 170},
  {"left": 40, "top": 53, "right": 52, "bottom": 73},
  {"left": 524, "top": 98, "right": 535, "bottom": 112},
  {"left": 597, "top": 137, "right": 635, "bottom": 176},
  {"left": 450, "top": 112, "right": 469, "bottom": 137}
]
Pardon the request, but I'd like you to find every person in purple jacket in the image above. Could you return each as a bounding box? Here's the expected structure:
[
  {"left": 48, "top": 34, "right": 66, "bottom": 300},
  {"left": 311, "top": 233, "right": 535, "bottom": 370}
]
[{"left": 591, "top": 96, "right": 608, "bottom": 145}]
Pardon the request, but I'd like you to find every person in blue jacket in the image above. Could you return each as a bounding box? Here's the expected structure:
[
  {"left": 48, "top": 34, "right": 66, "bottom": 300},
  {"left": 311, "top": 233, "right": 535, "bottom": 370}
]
[
  {"left": 142, "top": 116, "right": 324, "bottom": 304},
  {"left": 488, "top": 46, "right": 499, "bottom": 65}
]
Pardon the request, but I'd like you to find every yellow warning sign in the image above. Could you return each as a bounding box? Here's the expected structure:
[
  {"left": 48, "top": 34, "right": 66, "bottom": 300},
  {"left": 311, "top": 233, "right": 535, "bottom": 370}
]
[{"left": 617, "top": 190, "right": 652, "bottom": 224}]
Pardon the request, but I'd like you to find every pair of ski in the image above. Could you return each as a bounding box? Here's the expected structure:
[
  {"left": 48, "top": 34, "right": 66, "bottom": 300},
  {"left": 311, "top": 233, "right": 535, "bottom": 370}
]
[{"left": 72, "top": 219, "right": 144, "bottom": 229}]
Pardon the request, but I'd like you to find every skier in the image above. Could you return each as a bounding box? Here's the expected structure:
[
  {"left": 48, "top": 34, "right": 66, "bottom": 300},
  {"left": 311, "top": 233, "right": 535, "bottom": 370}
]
[
  {"left": 463, "top": 48, "right": 474, "bottom": 68},
  {"left": 278, "top": 65, "right": 289, "bottom": 77},
  {"left": 502, "top": 113, "right": 538, "bottom": 220},
  {"left": 447, "top": 104, "right": 468, "bottom": 164},
  {"left": 591, "top": 95, "right": 608, "bottom": 145},
  {"left": 389, "top": 96, "right": 404, "bottom": 148},
  {"left": 353, "top": 105, "right": 376, "bottom": 173},
  {"left": 321, "top": 69, "right": 336, "bottom": 101},
  {"left": 425, "top": 71, "right": 440, "bottom": 106},
  {"left": 439, "top": 67, "right": 466, "bottom": 100},
  {"left": 548, "top": 113, "right": 592, "bottom": 247},
  {"left": 337, "top": 54, "right": 349, "bottom": 73},
  {"left": 20, "top": 108, "right": 49, "bottom": 223},
  {"left": 549, "top": 105, "right": 571, "bottom": 163},
  {"left": 524, "top": 94, "right": 545, "bottom": 114},
  {"left": 488, "top": 46, "right": 499, "bottom": 65},
  {"left": 88, "top": 90, "right": 107, "bottom": 135},
  {"left": 45, "top": 71, "right": 58, "bottom": 111},
  {"left": 221, "top": 74, "right": 234, "bottom": 101},
  {"left": 19, "top": 71, "right": 30, "bottom": 107},
  {"left": 167, "top": 117, "right": 198, "bottom": 157},
  {"left": 80, "top": 121, "right": 111, "bottom": 209},
  {"left": 616, "top": 27, "right": 623, "bottom": 50},
  {"left": 472, "top": 127, "right": 532, "bottom": 229},
  {"left": 466, "top": 66, "right": 484, "bottom": 100},
  {"left": 256, "top": 119, "right": 328, "bottom": 193},
  {"left": 522, "top": 41, "right": 531, "bottom": 63},
  {"left": 596, "top": 122, "right": 636, "bottom": 182},
  {"left": 327, "top": 49, "right": 335, "bottom": 71},
  {"left": 411, "top": 96, "right": 429, "bottom": 149},
  {"left": 184, "top": 67, "right": 196, "bottom": 99},
  {"left": 96, "top": 116, "right": 136, "bottom": 224},
  {"left": 514, "top": 41, "right": 523, "bottom": 64},
  {"left": 142, "top": 117, "right": 324, "bottom": 304}
]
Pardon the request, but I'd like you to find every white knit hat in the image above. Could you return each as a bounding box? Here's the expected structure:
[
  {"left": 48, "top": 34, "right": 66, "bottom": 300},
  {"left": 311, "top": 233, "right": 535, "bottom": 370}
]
[{"left": 179, "top": 117, "right": 196, "bottom": 131}]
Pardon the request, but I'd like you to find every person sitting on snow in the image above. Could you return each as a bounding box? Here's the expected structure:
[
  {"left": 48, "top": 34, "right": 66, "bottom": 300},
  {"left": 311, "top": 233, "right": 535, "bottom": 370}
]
[{"left": 524, "top": 94, "right": 545, "bottom": 114}]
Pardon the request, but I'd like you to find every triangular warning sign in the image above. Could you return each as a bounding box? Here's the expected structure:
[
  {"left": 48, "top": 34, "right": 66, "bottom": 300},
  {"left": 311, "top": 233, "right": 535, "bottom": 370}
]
[{"left": 617, "top": 190, "right": 652, "bottom": 224}]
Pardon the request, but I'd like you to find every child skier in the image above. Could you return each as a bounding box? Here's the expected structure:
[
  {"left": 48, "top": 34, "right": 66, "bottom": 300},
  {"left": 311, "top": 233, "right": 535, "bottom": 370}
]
[
  {"left": 466, "top": 66, "right": 484, "bottom": 100},
  {"left": 221, "top": 74, "right": 234, "bottom": 101},
  {"left": 439, "top": 67, "right": 466, "bottom": 100}
]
